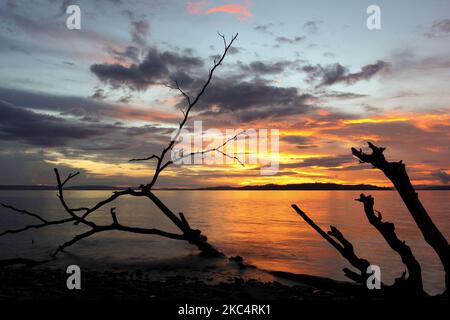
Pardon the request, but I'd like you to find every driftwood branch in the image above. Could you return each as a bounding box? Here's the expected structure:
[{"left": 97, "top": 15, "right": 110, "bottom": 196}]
[
  {"left": 0, "top": 200, "right": 77, "bottom": 237},
  {"left": 292, "top": 204, "right": 371, "bottom": 284},
  {"left": 50, "top": 218, "right": 188, "bottom": 258},
  {"left": 0, "top": 201, "right": 188, "bottom": 258},
  {"left": 0, "top": 202, "right": 48, "bottom": 223},
  {"left": 0, "top": 217, "right": 75, "bottom": 237},
  {"left": 174, "top": 79, "right": 191, "bottom": 106},
  {"left": 0, "top": 34, "right": 238, "bottom": 260},
  {"left": 356, "top": 194, "right": 424, "bottom": 294},
  {"left": 352, "top": 142, "right": 450, "bottom": 293}
]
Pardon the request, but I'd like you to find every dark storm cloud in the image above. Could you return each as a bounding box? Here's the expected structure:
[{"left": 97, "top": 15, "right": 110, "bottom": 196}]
[
  {"left": 194, "top": 78, "right": 315, "bottom": 122},
  {"left": 281, "top": 135, "right": 318, "bottom": 149},
  {"left": 281, "top": 136, "right": 312, "bottom": 145},
  {"left": 275, "top": 36, "right": 305, "bottom": 45},
  {"left": 254, "top": 23, "right": 305, "bottom": 46},
  {"left": 90, "top": 47, "right": 204, "bottom": 90},
  {"left": 303, "top": 20, "right": 322, "bottom": 34},
  {"left": 124, "top": 124, "right": 163, "bottom": 136},
  {"left": 90, "top": 44, "right": 316, "bottom": 122},
  {"left": 296, "top": 144, "right": 318, "bottom": 149},
  {"left": 302, "top": 61, "right": 389, "bottom": 86},
  {"left": 117, "top": 93, "right": 133, "bottom": 103},
  {"left": 425, "top": 19, "right": 450, "bottom": 38},
  {"left": 254, "top": 23, "right": 274, "bottom": 34},
  {"left": 328, "top": 164, "right": 371, "bottom": 171},
  {"left": 91, "top": 88, "right": 107, "bottom": 100},
  {"left": 319, "top": 91, "right": 368, "bottom": 100},
  {"left": 431, "top": 170, "right": 450, "bottom": 184},
  {"left": 0, "top": 100, "right": 116, "bottom": 147},
  {"left": 319, "top": 63, "right": 348, "bottom": 86},
  {"left": 0, "top": 149, "right": 88, "bottom": 185},
  {"left": 0, "top": 92, "right": 170, "bottom": 171},
  {"left": 238, "top": 60, "right": 294, "bottom": 75},
  {"left": 297, "top": 155, "right": 352, "bottom": 168},
  {"left": 0, "top": 87, "right": 120, "bottom": 120},
  {"left": 278, "top": 155, "right": 352, "bottom": 169},
  {"left": 108, "top": 45, "right": 141, "bottom": 63},
  {"left": 319, "top": 61, "right": 389, "bottom": 86},
  {"left": 344, "top": 61, "right": 390, "bottom": 83}
]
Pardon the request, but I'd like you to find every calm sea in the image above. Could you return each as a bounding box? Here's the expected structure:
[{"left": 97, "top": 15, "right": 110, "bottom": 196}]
[{"left": 0, "top": 190, "right": 448, "bottom": 294}]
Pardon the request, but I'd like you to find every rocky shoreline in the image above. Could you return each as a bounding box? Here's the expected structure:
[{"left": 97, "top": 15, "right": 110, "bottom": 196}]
[
  {"left": 1, "top": 255, "right": 448, "bottom": 302},
  {"left": 0, "top": 266, "right": 362, "bottom": 301}
]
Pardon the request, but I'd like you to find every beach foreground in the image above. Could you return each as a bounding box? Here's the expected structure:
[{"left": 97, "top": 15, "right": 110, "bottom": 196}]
[
  {"left": 0, "top": 268, "right": 350, "bottom": 301},
  {"left": 0, "top": 256, "right": 447, "bottom": 302},
  {"left": 0, "top": 255, "right": 354, "bottom": 301},
  {"left": 1, "top": 256, "right": 448, "bottom": 320}
]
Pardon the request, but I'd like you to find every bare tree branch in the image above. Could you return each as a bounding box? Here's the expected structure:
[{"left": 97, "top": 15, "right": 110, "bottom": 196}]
[
  {"left": 54, "top": 168, "right": 96, "bottom": 228},
  {"left": 0, "top": 202, "right": 48, "bottom": 223},
  {"left": 129, "top": 154, "right": 160, "bottom": 162},
  {"left": 131, "top": 33, "right": 239, "bottom": 191},
  {"left": 61, "top": 171, "right": 80, "bottom": 187},
  {"left": 356, "top": 194, "right": 424, "bottom": 294},
  {"left": 0, "top": 217, "right": 75, "bottom": 237},
  {"left": 0, "top": 34, "right": 237, "bottom": 260},
  {"left": 76, "top": 188, "right": 142, "bottom": 223},
  {"left": 292, "top": 204, "right": 371, "bottom": 284},
  {"left": 0, "top": 201, "right": 76, "bottom": 236},
  {"left": 174, "top": 79, "right": 191, "bottom": 106},
  {"left": 352, "top": 142, "right": 450, "bottom": 293},
  {"left": 52, "top": 228, "right": 99, "bottom": 257}
]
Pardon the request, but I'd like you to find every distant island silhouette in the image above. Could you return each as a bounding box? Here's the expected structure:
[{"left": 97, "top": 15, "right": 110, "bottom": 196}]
[{"left": 1, "top": 183, "right": 448, "bottom": 191}]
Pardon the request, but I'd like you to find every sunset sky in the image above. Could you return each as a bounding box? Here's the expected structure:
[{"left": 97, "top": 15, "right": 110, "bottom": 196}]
[{"left": 0, "top": 0, "right": 449, "bottom": 187}]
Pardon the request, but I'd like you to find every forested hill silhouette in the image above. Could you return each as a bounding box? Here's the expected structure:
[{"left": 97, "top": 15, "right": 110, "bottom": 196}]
[
  {"left": 197, "top": 183, "right": 390, "bottom": 190},
  {"left": 1, "top": 183, "right": 449, "bottom": 191},
  {"left": 0, "top": 182, "right": 386, "bottom": 191}
]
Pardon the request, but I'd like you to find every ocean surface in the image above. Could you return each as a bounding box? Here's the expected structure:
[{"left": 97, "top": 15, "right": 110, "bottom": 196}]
[{"left": 0, "top": 190, "right": 448, "bottom": 294}]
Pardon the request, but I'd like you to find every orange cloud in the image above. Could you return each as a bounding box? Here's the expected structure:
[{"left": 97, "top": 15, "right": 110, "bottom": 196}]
[
  {"left": 187, "top": 1, "right": 252, "bottom": 20},
  {"left": 206, "top": 4, "right": 252, "bottom": 20}
]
